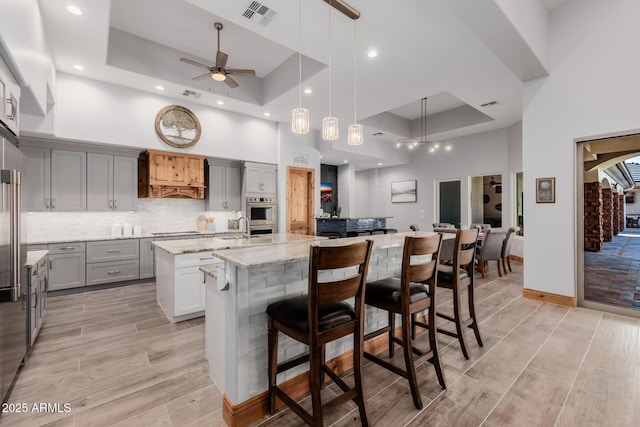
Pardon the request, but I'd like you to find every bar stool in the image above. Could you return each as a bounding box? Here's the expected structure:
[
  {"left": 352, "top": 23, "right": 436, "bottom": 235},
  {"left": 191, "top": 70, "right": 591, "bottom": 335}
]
[
  {"left": 370, "top": 229, "right": 385, "bottom": 235},
  {"left": 266, "top": 240, "right": 374, "bottom": 426},
  {"left": 318, "top": 232, "right": 340, "bottom": 239},
  {"left": 363, "top": 234, "right": 446, "bottom": 409},
  {"left": 436, "top": 228, "right": 482, "bottom": 359},
  {"left": 347, "top": 231, "right": 371, "bottom": 237}
]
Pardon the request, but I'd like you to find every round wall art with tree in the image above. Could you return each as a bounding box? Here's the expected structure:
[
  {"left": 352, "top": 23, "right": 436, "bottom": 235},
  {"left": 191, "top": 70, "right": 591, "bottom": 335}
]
[{"left": 155, "top": 105, "right": 202, "bottom": 148}]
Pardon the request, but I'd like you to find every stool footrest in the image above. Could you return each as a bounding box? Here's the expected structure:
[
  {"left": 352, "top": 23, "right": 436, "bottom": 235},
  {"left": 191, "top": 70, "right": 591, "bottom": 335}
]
[
  {"left": 276, "top": 353, "right": 310, "bottom": 374},
  {"left": 273, "top": 386, "right": 313, "bottom": 425}
]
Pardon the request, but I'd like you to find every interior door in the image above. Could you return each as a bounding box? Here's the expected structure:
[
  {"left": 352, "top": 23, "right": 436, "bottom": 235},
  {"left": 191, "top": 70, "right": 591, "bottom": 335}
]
[
  {"left": 287, "top": 167, "right": 315, "bottom": 235},
  {"left": 439, "top": 180, "right": 461, "bottom": 228}
]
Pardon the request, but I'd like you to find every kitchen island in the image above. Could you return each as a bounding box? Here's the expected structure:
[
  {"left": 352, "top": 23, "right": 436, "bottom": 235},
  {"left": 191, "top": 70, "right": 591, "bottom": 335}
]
[
  {"left": 153, "top": 233, "right": 325, "bottom": 323},
  {"left": 203, "top": 231, "right": 436, "bottom": 426}
]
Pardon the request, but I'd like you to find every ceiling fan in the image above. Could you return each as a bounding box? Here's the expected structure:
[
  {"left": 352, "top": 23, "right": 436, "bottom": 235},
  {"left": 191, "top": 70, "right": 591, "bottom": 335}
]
[
  {"left": 180, "top": 22, "right": 256, "bottom": 88},
  {"left": 489, "top": 176, "right": 502, "bottom": 188}
]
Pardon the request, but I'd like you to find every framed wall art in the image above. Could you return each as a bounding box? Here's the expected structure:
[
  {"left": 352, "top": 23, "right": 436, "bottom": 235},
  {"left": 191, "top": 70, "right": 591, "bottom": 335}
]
[
  {"left": 155, "top": 105, "right": 201, "bottom": 148},
  {"left": 536, "top": 177, "right": 555, "bottom": 203},
  {"left": 391, "top": 180, "right": 417, "bottom": 203}
]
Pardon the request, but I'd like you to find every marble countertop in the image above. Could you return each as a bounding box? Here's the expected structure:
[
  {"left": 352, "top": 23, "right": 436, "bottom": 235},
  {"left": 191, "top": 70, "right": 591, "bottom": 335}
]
[
  {"left": 153, "top": 233, "right": 327, "bottom": 255},
  {"left": 200, "top": 264, "right": 218, "bottom": 279},
  {"left": 26, "top": 230, "right": 236, "bottom": 245},
  {"left": 25, "top": 250, "right": 49, "bottom": 267},
  {"left": 213, "top": 231, "right": 440, "bottom": 269},
  {"left": 315, "top": 217, "right": 392, "bottom": 220}
]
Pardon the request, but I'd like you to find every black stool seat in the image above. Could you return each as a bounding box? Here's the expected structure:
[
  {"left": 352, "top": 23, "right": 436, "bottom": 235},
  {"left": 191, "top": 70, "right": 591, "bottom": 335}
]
[
  {"left": 266, "top": 295, "right": 354, "bottom": 332},
  {"left": 365, "top": 278, "right": 429, "bottom": 305}
]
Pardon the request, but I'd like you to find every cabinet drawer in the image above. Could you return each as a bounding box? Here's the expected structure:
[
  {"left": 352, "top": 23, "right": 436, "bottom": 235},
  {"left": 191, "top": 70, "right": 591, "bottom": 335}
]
[
  {"left": 174, "top": 251, "right": 221, "bottom": 269},
  {"left": 86, "top": 260, "right": 140, "bottom": 286},
  {"left": 87, "top": 240, "right": 139, "bottom": 263},
  {"left": 28, "top": 244, "right": 48, "bottom": 251},
  {"left": 48, "top": 242, "right": 85, "bottom": 254}
]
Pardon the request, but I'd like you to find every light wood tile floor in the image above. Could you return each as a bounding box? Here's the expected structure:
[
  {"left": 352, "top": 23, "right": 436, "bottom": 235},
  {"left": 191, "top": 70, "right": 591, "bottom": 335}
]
[{"left": 2, "top": 263, "right": 639, "bottom": 426}]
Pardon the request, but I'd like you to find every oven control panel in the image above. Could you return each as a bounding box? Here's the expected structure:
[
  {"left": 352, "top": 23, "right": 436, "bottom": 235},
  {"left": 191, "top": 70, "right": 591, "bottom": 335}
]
[{"left": 247, "top": 197, "right": 276, "bottom": 203}]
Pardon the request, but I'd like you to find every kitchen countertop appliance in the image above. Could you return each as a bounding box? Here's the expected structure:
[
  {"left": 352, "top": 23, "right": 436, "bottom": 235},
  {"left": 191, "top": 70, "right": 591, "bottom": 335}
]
[{"left": 1, "top": 127, "right": 27, "bottom": 404}]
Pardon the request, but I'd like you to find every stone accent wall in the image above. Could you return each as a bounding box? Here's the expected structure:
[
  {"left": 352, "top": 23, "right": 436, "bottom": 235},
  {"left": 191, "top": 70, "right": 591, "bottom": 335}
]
[
  {"left": 602, "top": 188, "right": 613, "bottom": 242},
  {"left": 613, "top": 191, "right": 621, "bottom": 235},
  {"left": 584, "top": 182, "right": 603, "bottom": 252},
  {"left": 320, "top": 164, "right": 339, "bottom": 216}
]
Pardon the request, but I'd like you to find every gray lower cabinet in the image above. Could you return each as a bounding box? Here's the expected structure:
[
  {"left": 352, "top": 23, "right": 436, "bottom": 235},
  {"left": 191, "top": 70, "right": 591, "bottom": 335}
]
[
  {"left": 86, "top": 240, "right": 140, "bottom": 286},
  {"left": 139, "top": 238, "right": 154, "bottom": 279},
  {"left": 48, "top": 251, "right": 86, "bottom": 290}
]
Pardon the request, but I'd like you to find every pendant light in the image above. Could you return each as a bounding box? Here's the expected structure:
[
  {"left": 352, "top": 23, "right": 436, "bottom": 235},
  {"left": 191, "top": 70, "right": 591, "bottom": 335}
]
[
  {"left": 292, "top": 0, "right": 310, "bottom": 134},
  {"left": 347, "top": 19, "right": 363, "bottom": 145},
  {"left": 322, "top": 2, "right": 338, "bottom": 141}
]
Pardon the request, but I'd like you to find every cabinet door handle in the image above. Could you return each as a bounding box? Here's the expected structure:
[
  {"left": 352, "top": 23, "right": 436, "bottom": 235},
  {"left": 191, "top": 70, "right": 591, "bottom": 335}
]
[
  {"left": 49, "top": 259, "right": 53, "bottom": 269},
  {"left": 46, "top": 199, "right": 50, "bottom": 209},
  {"left": 114, "top": 200, "right": 118, "bottom": 209},
  {"left": 60, "top": 246, "right": 76, "bottom": 250},
  {"left": 44, "top": 276, "right": 48, "bottom": 292},
  {"left": 107, "top": 270, "right": 121, "bottom": 275},
  {"left": 199, "top": 257, "right": 216, "bottom": 261},
  {"left": 109, "top": 200, "right": 113, "bottom": 209},
  {"left": 6, "top": 96, "right": 17, "bottom": 121},
  {"left": 52, "top": 199, "right": 56, "bottom": 209},
  {"left": 107, "top": 249, "right": 121, "bottom": 253}
]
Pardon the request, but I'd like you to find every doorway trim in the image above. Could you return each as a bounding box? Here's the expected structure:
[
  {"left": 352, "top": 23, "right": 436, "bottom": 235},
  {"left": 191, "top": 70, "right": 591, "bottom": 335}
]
[{"left": 286, "top": 166, "right": 315, "bottom": 235}]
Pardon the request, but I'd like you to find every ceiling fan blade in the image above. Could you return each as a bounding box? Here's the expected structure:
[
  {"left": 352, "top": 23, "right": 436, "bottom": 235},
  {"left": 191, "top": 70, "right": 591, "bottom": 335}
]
[
  {"left": 216, "top": 51, "right": 228, "bottom": 69},
  {"left": 192, "top": 73, "right": 212, "bottom": 81},
  {"left": 226, "top": 68, "right": 256, "bottom": 77},
  {"left": 224, "top": 75, "right": 239, "bottom": 88},
  {"left": 180, "top": 57, "right": 211, "bottom": 69}
]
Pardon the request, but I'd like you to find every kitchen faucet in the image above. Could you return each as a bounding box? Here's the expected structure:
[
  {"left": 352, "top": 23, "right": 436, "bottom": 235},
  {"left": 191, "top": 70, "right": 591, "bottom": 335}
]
[{"left": 238, "top": 216, "right": 250, "bottom": 239}]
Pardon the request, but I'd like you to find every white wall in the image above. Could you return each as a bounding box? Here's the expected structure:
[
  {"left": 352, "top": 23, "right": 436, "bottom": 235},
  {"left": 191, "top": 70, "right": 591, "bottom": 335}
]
[
  {"left": 49, "top": 73, "right": 278, "bottom": 162},
  {"left": 276, "top": 124, "right": 321, "bottom": 233},
  {"left": 355, "top": 125, "right": 518, "bottom": 232},
  {"left": 522, "top": 0, "right": 640, "bottom": 297}
]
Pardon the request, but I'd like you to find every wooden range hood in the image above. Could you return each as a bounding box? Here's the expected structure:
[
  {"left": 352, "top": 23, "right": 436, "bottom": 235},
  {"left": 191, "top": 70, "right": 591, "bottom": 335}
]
[{"left": 138, "top": 149, "right": 207, "bottom": 199}]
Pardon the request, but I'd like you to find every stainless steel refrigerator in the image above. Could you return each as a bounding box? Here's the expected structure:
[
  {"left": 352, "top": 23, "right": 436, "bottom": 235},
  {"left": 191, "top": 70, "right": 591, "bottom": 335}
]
[{"left": 0, "top": 127, "right": 26, "bottom": 403}]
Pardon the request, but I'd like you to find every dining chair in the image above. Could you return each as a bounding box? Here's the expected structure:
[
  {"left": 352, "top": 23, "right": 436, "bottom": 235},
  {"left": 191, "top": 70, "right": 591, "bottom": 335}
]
[
  {"left": 363, "top": 234, "right": 446, "bottom": 409},
  {"left": 266, "top": 240, "right": 374, "bottom": 426},
  {"left": 436, "top": 228, "right": 482, "bottom": 359},
  {"left": 501, "top": 227, "right": 516, "bottom": 273},
  {"left": 476, "top": 229, "right": 506, "bottom": 278}
]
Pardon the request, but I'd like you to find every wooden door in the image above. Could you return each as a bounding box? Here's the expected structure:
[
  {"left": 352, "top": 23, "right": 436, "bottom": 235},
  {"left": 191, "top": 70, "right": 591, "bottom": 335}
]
[{"left": 287, "top": 167, "right": 315, "bottom": 235}]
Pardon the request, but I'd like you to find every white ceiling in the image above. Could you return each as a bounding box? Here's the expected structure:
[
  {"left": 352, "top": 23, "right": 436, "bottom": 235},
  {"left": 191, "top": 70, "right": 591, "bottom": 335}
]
[{"left": 36, "top": 0, "right": 551, "bottom": 169}]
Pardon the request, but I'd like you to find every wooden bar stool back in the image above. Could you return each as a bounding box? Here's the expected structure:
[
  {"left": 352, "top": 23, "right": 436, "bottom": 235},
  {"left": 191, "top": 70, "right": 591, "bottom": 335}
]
[
  {"left": 436, "top": 228, "right": 483, "bottom": 359},
  {"left": 267, "top": 240, "right": 374, "bottom": 427},
  {"left": 363, "top": 234, "right": 446, "bottom": 409}
]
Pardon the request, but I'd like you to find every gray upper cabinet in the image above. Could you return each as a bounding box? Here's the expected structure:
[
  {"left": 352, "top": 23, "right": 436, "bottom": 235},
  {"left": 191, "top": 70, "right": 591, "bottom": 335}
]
[
  {"left": 207, "top": 165, "right": 241, "bottom": 211},
  {"left": 51, "top": 149, "right": 87, "bottom": 211},
  {"left": 22, "top": 146, "right": 51, "bottom": 212},
  {"left": 87, "top": 153, "right": 137, "bottom": 211},
  {"left": 245, "top": 162, "right": 277, "bottom": 194}
]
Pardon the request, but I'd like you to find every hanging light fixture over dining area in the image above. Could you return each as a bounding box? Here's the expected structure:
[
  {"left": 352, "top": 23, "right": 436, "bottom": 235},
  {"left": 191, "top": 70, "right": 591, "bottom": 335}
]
[{"left": 291, "top": 0, "right": 309, "bottom": 134}]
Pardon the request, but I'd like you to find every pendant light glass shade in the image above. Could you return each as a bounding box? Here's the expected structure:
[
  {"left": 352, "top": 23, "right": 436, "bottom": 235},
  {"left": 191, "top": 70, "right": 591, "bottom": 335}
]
[
  {"left": 322, "top": 116, "right": 339, "bottom": 140},
  {"left": 292, "top": 107, "right": 310, "bottom": 134},
  {"left": 291, "top": 0, "right": 309, "bottom": 134},
  {"left": 347, "top": 124, "right": 364, "bottom": 145}
]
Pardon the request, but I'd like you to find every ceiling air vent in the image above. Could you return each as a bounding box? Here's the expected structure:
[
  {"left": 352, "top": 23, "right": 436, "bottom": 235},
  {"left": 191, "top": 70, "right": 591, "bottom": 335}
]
[
  {"left": 242, "top": 1, "right": 276, "bottom": 26},
  {"left": 182, "top": 89, "right": 202, "bottom": 99},
  {"left": 372, "top": 132, "right": 384, "bottom": 136},
  {"left": 480, "top": 100, "right": 498, "bottom": 107}
]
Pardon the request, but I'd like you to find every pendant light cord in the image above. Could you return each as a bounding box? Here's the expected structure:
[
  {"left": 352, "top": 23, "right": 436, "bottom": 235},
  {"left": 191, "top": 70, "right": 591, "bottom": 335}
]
[
  {"left": 353, "top": 19, "right": 357, "bottom": 124},
  {"left": 328, "top": 3, "right": 332, "bottom": 116},
  {"left": 299, "top": 0, "right": 302, "bottom": 108}
]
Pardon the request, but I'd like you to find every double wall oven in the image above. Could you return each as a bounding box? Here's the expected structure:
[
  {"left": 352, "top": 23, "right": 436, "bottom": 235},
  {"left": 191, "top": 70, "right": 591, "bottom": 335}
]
[{"left": 246, "top": 196, "right": 277, "bottom": 235}]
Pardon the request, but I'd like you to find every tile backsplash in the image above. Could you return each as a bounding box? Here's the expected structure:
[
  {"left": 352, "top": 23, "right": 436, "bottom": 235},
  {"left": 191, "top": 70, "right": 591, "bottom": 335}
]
[{"left": 27, "top": 199, "right": 242, "bottom": 242}]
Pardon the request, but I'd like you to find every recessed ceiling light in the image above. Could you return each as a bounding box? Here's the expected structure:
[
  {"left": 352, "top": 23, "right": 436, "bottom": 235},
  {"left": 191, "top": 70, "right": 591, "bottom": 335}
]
[
  {"left": 408, "top": 145, "right": 414, "bottom": 150},
  {"left": 66, "top": 5, "right": 83, "bottom": 15},
  {"left": 263, "top": 112, "right": 271, "bottom": 117},
  {"left": 429, "top": 147, "right": 435, "bottom": 153},
  {"left": 72, "top": 64, "right": 84, "bottom": 71},
  {"left": 343, "top": 160, "right": 348, "bottom": 163},
  {"left": 434, "top": 143, "right": 440, "bottom": 148},
  {"left": 216, "top": 100, "right": 224, "bottom": 105},
  {"left": 377, "top": 162, "right": 382, "bottom": 166},
  {"left": 155, "top": 85, "right": 164, "bottom": 91},
  {"left": 319, "top": 155, "right": 323, "bottom": 159},
  {"left": 445, "top": 145, "right": 452, "bottom": 151},
  {"left": 367, "top": 50, "right": 378, "bottom": 58},
  {"left": 396, "top": 143, "right": 401, "bottom": 148},
  {"left": 304, "top": 88, "right": 312, "bottom": 94}
]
